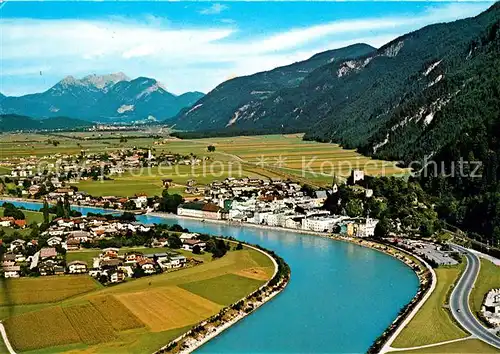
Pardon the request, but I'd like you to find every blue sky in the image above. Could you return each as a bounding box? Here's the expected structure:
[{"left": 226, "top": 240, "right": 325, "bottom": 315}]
[{"left": 0, "top": 1, "right": 495, "bottom": 96}]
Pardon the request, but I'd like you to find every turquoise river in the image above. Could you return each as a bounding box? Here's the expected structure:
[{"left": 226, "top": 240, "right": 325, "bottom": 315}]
[{"left": 2, "top": 200, "right": 419, "bottom": 353}]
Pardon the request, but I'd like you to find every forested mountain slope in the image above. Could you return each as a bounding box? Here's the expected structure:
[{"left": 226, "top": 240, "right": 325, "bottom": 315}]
[
  {"left": 415, "top": 18, "right": 500, "bottom": 243},
  {"left": 172, "top": 3, "right": 500, "bottom": 165},
  {"left": 172, "top": 44, "right": 375, "bottom": 130}
]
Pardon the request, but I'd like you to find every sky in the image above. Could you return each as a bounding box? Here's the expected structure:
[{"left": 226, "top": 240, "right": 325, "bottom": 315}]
[{"left": 0, "top": 1, "right": 495, "bottom": 96}]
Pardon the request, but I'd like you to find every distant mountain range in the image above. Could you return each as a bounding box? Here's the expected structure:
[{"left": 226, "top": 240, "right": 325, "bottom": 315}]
[
  {"left": 0, "top": 73, "right": 204, "bottom": 123},
  {"left": 0, "top": 114, "right": 92, "bottom": 132}
]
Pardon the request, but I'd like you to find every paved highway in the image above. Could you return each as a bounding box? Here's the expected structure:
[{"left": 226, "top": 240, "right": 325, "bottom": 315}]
[{"left": 450, "top": 244, "right": 500, "bottom": 349}]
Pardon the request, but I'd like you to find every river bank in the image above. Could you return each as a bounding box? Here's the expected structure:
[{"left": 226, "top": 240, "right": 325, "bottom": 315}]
[
  {"left": 155, "top": 241, "right": 290, "bottom": 354},
  {"left": 146, "top": 212, "right": 434, "bottom": 353},
  {"left": 0, "top": 196, "right": 423, "bottom": 352}
]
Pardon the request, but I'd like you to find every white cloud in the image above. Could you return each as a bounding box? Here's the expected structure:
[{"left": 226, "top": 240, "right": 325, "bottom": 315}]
[
  {"left": 0, "top": 2, "right": 493, "bottom": 96},
  {"left": 199, "top": 3, "right": 228, "bottom": 15}
]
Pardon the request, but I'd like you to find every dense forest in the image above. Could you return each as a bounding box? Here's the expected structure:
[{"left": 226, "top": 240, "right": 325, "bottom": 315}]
[{"left": 415, "top": 18, "right": 500, "bottom": 245}]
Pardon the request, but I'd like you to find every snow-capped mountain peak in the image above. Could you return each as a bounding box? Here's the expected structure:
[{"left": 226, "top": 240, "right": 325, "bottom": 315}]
[
  {"left": 81, "top": 72, "right": 131, "bottom": 90},
  {"left": 55, "top": 73, "right": 130, "bottom": 92}
]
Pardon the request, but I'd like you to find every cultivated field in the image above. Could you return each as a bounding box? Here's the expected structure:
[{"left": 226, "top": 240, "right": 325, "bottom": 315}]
[
  {"left": 0, "top": 276, "right": 100, "bottom": 307},
  {"left": 116, "top": 287, "right": 222, "bottom": 332},
  {"left": 63, "top": 304, "right": 117, "bottom": 344},
  {"left": 4, "top": 306, "right": 81, "bottom": 351},
  {"left": 206, "top": 134, "right": 406, "bottom": 180},
  {"left": 180, "top": 273, "right": 265, "bottom": 306},
  {"left": 0, "top": 132, "right": 407, "bottom": 197},
  {"left": 89, "top": 296, "right": 144, "bottom": 331},
  {"left": 2, "top": 247, "right": 274, "bottom": 353},
  {"left": 392, "top": 263, "right": 468, "bottom": 348}
]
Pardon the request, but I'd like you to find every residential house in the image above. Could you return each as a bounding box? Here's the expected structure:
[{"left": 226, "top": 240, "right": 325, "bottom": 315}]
[
  {"left": 108, "top": 270, "right": 125, "bottom": 283},
  {"left": 182, "top": 239, "right": 206, "bottom": 252},
  {"left": 68, "top": 230, "right": 91, "bottom": 243},
  {"left": 134, "top": 194, "right": 148, "bottom": 209},
  {"left": 3, "top": 265, "right": 21, "bottom": 278},
  {"left": 40, "top": 247, "right": 58, "bottom": 260},
  {"left": 66, "top": 237, "right": 81, "bottom": 251},
  {"left": 124, "top": 252, "right": 143, "bottom": 265},
  {"left": 9, "top": 239, "right": 25, "bottom": 252},
  {"left": 0, "top": 217, "right": 15, "bottom": 227},
  {"left": 14, "top": 219, "right": 26, "bottom": 229},
  {"left": 177, "top": 202, "right": 228, "bottom": 220},
  {"left": 151, "top": 238, "right": 169, "bottom": 248},
  {"left": 67, "top": 260, "right": 88, "bottom": 274},
  {"left": 100, "top": 259, "right": 123, "bottom": 269},
  {"left": 170, "top": 255, "right": 187, "bottom": 268},
  {"left": 101, "top": 248, "right": 119, "bottom": 260},
  {"left": 138, "top": 259, "right": 156, "bottom": 274},
  {"left": 47, "top": 236, "right": 63, "bottom": 246},
  {"left": 179, "top": 233, "right": 199, "bottom": 241},
  {"left": 38, "top": 260, "right": 59, "bottom": 276}
]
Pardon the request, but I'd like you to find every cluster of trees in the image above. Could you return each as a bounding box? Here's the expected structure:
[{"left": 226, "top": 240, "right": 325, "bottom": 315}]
[
  {"left": 323, "top": 176, "right": 441, "bottom": 239},
  {"left": 46, "top": 197, "right": 81, "bottom": 219},
  {"left": 205, "top": 237, "right": 230, "bottom": 258},
  {"left": 157, "top": 189, "right": 184, "bottom": 213},
  {"left": 46, "top": 139, "right": 60, "bottom": 146},
  {"left": 2, "top": 202, "right": 25, "bottom": 220}
]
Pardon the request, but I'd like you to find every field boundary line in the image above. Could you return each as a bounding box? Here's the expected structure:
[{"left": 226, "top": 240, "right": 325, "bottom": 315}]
[
  {"left": 385, "top": 335, "right": 474, "bottom": 352},
  {"left": 156, "top": 240, "right": 283, "bottom": 354},
  {"left": 0, "top": 321, "right": 16, "bottom": 354}
]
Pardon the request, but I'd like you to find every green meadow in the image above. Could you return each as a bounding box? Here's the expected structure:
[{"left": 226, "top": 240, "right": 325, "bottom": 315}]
[{"left": 1, "top": 247, "right": 274, "bottom": 353}]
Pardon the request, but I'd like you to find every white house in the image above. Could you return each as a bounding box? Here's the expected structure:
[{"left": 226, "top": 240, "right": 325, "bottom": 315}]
[
  {"left": 179, "top": 233, "right": 199, "bottom": 241},
  {"left": 108, "top": 270, "right": 125, "bottom": 283},
  {"left": 134, "top": 194, "right": 148, "bottom": 209},
  {"left": 47, "top": 236, "right": 63, "bottom": 247},
  {"left": 302, "top": 217, "right": 337, "bottom": 233},
  {"left": 3, "top": 265, "right": 21, "bottom": 278},
  {"left": 170, "top": 255, "right": 187, "bottom": 268},
  {"left": 10, "top": 239, "right": 26, "bottom": 252},
  {"left": 67, "top": 260, "right": 88, "bottom": 274},
  {"left": 182, "top": 239, "right": 206, "bottom": 252},
  {"left": 138, "top": 259, "right": 156, "bottom": 274}
]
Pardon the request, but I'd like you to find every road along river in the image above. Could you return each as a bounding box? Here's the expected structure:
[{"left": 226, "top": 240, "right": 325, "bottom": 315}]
[{"left": 2, "top": 200, "right": 419, "bottom": 353}]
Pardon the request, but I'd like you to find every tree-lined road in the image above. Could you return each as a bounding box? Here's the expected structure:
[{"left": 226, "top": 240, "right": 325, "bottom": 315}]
[{"left": 449, "top": 244, "right": 500, "bottom": 349}]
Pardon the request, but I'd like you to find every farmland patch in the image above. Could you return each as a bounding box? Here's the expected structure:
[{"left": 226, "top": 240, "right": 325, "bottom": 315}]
[
  {"left": 116, "top": 287, "right": 221, "bottom": 332},
  {"left": 0, "top": 276, "right": 99, "bottom": 305},
  {"left": 4, "top": 306, "right": 80, "bottom": 351},
  {"left": 89, "top": 295, "right": 144, "bottom": 331},
  {"left": 63, "top": 304, "right": 117, "bottom": 344},
  {"left": 179, "top": 273, "right": 264, "bottom": 306}
]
